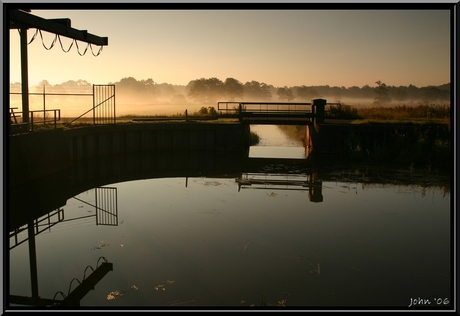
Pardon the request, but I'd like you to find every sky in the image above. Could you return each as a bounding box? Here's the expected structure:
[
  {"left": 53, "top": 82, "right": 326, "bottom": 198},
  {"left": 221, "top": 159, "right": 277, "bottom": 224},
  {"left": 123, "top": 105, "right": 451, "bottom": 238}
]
[{"left": 8, "top": 8, "right": 451, "bottom": 89}]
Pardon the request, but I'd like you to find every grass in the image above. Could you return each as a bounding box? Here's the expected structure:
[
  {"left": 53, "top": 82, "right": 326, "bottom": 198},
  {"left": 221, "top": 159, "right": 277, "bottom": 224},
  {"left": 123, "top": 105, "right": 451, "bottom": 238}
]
[{"left": 326, "top": 103, "right": 450, "bottom": 126}]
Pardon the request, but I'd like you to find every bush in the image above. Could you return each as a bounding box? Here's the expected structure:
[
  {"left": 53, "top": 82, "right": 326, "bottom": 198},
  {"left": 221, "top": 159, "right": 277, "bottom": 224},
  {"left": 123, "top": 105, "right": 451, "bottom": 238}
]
[{"left": 250, "top": 131, "right": 260, "bottom": 145}]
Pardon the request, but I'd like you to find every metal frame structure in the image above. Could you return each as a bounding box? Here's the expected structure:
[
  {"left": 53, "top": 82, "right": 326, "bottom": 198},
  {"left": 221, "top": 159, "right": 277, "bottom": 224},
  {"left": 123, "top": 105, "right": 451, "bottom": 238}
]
[{"left": 9, "top": 9, "right": 108, "bottom": 126}]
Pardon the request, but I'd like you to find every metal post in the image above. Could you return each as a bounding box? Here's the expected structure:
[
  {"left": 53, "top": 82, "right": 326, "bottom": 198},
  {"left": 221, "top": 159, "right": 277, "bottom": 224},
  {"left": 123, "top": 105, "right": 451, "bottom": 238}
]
[
  {"left": 93, "top": 85, "right": 96, "bottom": 125},
  {"left": 20, "top": 27, "right": 29, "bottom": 124},
  {"left": 113, "top": 85, "right": 116, "bottom": 124},
  {"left": 312, "top": 99, "right": 326, "bottom": 124},
  {"left": 43, "top": 85, "right": 46, "bottom": 123},
  {"left": 28, "top": 221, "right": 39, "bottom": 298}
]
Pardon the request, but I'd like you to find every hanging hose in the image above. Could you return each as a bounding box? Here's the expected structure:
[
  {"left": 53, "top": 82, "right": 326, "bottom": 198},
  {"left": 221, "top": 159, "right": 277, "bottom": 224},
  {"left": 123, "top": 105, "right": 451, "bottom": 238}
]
[
  {"left": 38, "top": 29, "right": 57, "bottom": 50},
  {"left": 17, "top": 28, "right": 104, "bottom": 56}
]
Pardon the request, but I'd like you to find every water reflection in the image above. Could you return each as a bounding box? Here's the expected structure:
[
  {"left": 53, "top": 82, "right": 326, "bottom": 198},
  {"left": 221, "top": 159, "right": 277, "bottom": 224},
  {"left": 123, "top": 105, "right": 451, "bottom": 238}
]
[{"left": 8, "top": 148, "right": 451, "bottom": 309}]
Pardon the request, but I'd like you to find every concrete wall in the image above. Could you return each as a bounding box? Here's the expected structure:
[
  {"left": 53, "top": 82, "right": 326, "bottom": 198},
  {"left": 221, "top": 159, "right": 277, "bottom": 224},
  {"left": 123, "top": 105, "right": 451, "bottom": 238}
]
[{"left": 9, "top": 122, "right": 250, "bottom": 188}]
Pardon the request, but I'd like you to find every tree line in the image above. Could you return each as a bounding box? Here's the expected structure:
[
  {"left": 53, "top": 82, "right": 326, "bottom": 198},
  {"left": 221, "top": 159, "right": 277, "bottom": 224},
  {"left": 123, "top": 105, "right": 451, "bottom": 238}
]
[{"left": 11, "top": 77, "right": 450, "bottom": 105}]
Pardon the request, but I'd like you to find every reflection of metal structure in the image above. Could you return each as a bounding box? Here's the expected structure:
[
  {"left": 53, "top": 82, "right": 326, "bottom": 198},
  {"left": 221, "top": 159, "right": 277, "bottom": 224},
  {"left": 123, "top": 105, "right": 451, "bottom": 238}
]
[
  {"left": 9, "top": 187, "right": 118, "bottom": 250},
  {"left": 10, "top": 257, "right": 113, "bottom": 307},
  {"left": 8, "top": 186, "right": 117, "bottom": 307},
  {"left": 9, "top": 208, "right": 64, "bottom": 250},
  {"left": 95, "top": 186, "right": 118, "bottom": 225},
  {"left": 235, "top": 172, "right": 323, "bottom": 202}
]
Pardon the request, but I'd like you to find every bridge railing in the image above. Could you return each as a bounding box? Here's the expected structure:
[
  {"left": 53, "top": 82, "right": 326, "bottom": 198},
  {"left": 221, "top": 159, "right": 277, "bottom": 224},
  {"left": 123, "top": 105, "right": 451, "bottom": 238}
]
[{"left": 217, "top": 101, "right": 313, "bottom": 115}]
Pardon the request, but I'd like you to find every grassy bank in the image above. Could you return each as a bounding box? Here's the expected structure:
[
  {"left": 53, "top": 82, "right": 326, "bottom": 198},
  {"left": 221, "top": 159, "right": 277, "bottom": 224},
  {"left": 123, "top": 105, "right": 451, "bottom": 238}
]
[{"left": 341, "top": 125, "right": 450, "bottom": 172}]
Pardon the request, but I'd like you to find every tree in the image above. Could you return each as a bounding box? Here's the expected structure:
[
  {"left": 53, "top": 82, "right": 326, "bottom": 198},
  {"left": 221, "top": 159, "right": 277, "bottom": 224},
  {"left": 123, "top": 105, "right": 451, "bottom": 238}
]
[
  {"left": 276, "top": 86, "right": 295, "bottom": 101},
  {"left": 187, "top": 77, "right": 224, "bottom": 104},
  {"left": 223, "top": 77, "right": 244, "bottom": 101},
  {"left": 420, "top": 86, "right": 449, "bottom": 103},
  {"left": 294, "top": 85, "right": 319, "bottom": 101},
  {"left": 374, "top": 80, "right": 391, "bottom": 104},
  {"left": 243, "top": 81, "right": 272, "bottom": 101},
  {"left": 393, "top": 86, "right": 408, "bottom": 104}
]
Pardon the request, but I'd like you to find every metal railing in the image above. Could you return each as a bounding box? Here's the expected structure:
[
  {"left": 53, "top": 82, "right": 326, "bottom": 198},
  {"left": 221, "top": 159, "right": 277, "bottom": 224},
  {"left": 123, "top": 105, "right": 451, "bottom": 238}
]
[
  {"left": 218, "top": 101, "right": 313, "bottom": 114},
  {"left": 10, "top": 108, "right": 61, "bottom": 133}
]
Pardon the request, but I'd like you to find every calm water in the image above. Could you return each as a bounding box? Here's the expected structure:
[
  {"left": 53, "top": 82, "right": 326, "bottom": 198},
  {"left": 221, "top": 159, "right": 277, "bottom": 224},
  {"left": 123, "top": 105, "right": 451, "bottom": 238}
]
[{"left": 8, "top": 125, "right": 452, "bottom": 310}]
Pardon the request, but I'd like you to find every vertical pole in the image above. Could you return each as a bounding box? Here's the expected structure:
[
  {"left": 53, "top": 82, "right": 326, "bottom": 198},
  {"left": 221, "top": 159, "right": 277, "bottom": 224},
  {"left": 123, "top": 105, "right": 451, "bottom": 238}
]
[
  {"left": 239, "top": 103, "right": 242, "bottom": 122},
  {"left": 20, "top": 27, "right": 29, "bottom": 124},
  {"left": 95, "top": 188, "right": 98, "bottom": 225},
  {"left": 113, "top": 85, "right": 116, "bottom": 124},
  {"left": 43, "top": 85, "right": 46, "bottom": 123},
  {"left": 28, "top": 221, "right": 39, "bottom": 298},
  {"left": 93, "top": 85, "right": 96, "bottom": 125},
  {"left": 312, "top": 99, "right": 326, "bottom": 124}
]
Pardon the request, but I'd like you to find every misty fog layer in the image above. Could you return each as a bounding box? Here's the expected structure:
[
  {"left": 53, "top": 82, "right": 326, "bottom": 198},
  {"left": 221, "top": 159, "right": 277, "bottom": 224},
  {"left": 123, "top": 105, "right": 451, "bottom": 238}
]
[{"left": 9, "top": 78, "right": 450, "bottom": 117}]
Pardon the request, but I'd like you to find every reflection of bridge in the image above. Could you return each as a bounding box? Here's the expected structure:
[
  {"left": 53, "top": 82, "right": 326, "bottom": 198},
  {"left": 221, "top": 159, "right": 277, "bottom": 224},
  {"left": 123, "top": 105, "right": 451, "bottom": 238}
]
[{"left": 236, "top": 171, "right": 323, "bottom": 202}]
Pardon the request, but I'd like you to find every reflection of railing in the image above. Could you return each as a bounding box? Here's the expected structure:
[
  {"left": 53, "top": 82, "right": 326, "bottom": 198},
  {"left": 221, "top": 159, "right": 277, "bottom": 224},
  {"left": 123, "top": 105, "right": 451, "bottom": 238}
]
[
  {"left": 95, "top": 187, "right": 118, "bottom": 226},
  {"left": 236, "top": 172, "right": 323, "bottom": 202},
  {"left": 9, "top": 187, "right": 118, "bottom": 249},
  {"left": 69, "top": 187, "right": 118, "bottom": 226},
  {"left": 236, "top": 172, "right": 313, "bottom": 191},
  {"left": 9, "top": 208, "right": 64, "bottom": 250}
]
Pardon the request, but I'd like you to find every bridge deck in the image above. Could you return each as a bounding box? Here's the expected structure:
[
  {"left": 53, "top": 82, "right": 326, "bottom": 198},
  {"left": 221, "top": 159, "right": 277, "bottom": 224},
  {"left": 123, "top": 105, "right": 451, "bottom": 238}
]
[{"left": 218, "top": 101, "right": 317, "bottom": 125}]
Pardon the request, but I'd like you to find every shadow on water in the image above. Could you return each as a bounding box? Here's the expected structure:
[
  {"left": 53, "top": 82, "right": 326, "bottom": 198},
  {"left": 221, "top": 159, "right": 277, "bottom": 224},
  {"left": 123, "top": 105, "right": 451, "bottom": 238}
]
[{"left": 8, "top": 150, "right": 451, "bottom": 308}]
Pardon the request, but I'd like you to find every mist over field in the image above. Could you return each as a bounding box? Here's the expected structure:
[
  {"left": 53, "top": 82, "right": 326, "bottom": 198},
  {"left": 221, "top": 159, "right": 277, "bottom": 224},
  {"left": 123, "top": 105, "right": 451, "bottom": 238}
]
[{"left": 9, "top": 77, "right": 451, "bottom": 118}]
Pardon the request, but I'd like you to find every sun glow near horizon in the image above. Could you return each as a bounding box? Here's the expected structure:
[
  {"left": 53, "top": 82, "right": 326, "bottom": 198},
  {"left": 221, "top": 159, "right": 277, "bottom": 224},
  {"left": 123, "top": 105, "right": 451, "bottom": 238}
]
[{"left": 8, "top": 9, "right": 451, "bottom": 90}]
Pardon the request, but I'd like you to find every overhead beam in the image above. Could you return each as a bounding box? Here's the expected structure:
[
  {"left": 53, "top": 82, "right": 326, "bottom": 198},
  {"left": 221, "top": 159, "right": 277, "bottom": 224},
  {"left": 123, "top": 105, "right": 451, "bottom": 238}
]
[{"left": 9, "top": 9, "right": 108, "bottom": 46}]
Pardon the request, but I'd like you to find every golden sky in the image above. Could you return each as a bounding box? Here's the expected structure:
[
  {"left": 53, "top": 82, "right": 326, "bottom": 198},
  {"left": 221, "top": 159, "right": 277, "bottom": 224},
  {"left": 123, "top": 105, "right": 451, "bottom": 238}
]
[{"left": 8, "top": 9, "right": 451, "bottom": 88}]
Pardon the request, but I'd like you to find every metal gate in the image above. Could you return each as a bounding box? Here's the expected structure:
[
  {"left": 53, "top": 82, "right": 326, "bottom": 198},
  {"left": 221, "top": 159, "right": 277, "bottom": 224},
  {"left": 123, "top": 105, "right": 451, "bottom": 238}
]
[{"left": 93, "top": 84, "right": 116, "bottom": 124}]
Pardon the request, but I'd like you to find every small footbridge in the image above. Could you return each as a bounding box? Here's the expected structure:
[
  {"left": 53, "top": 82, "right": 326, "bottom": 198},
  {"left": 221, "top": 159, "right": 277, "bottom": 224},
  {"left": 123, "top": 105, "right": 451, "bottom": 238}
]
[{"left": 217, "top": 99, "right": 330, "bottom": 125}]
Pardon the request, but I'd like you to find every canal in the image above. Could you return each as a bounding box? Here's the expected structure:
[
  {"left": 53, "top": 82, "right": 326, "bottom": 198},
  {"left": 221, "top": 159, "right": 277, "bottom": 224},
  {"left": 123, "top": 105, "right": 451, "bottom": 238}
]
[{"left": 8, "top": 125, "right": 451, "bottom": 309}]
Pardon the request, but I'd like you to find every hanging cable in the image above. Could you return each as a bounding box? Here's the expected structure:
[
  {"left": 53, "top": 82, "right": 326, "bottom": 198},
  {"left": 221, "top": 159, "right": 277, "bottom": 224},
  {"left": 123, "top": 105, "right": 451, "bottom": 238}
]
[
  {"left": 38, "top": 29, "right": 57, "bottom": 50},
  {"left": 16, "top": 28, "right": 104, "bottom": 56},
  {"left": 57, "top": 34, "right": 74, "bottom": 53},
  {"left": 17, "top": 28, "right": 38, "bottom": 44},
  {"left": 90, "top": 43, "right": 103, "bottom": 57},
  {"left": 75, "top": 40, "right": 89, "bottom": 56}
]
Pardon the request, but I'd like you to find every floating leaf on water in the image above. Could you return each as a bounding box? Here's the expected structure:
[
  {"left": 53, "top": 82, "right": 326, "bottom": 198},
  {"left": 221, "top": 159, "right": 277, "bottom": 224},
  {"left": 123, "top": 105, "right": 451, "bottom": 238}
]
[
  {"left": 107, "top": 294, "right": 115, "bottom": 300},
  {"left": 109, "top": 290, "right": 123, "bottom": 296},
  {"left": 131, "top": 285, "right": 138, "bottom": 290},
  {"left": 166, "top": 280, "right": 175, "bottom": 284},
  {"left": 154, "top": 287, "right": 159, "bottom": 291},
  {"left": 120, "top": 244, "right": 124, "bottom": 247},
  {"left": 277, "top": 299, "right": 287, "bottom": 306},
  {"left": 96, "top": 241, "right": 109, "bottom": 248}
]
